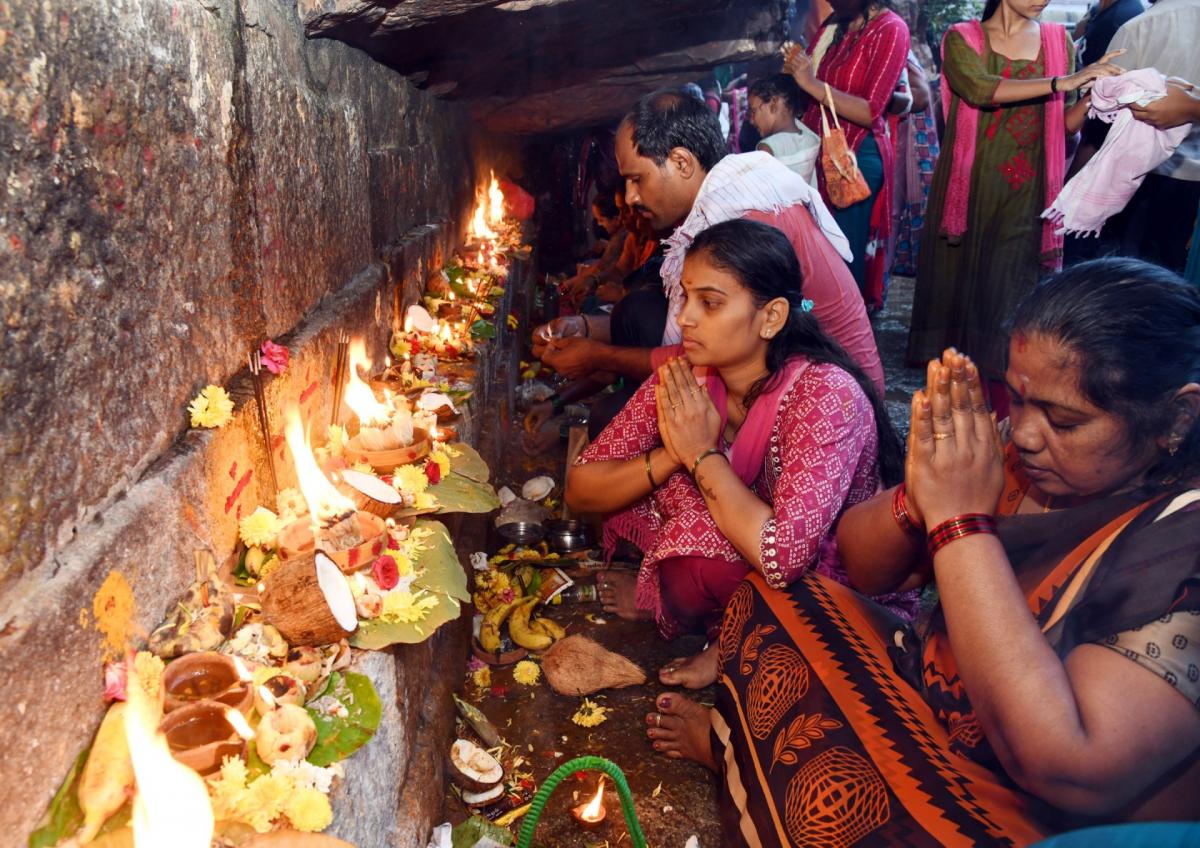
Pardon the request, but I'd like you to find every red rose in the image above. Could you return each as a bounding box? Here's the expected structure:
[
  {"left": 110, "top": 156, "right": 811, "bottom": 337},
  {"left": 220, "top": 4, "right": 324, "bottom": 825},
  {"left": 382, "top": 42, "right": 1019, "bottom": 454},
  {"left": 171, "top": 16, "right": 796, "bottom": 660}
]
[
  {"left": 424, "top": 459, "right": 442, "bottom": 485},
  {"left": 372, "top": 554, "right": 400, "bottom": 590}
]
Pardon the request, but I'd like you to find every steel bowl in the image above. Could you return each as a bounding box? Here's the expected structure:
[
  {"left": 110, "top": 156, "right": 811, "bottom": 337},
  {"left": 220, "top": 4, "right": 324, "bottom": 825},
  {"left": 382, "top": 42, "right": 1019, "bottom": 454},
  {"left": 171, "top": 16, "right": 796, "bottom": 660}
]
[
  {"left": 546, "top": 519, "right": 594, "bottom": 553},
  {"left": 496, "top": 521, "right": 546, "bottom": 546}
]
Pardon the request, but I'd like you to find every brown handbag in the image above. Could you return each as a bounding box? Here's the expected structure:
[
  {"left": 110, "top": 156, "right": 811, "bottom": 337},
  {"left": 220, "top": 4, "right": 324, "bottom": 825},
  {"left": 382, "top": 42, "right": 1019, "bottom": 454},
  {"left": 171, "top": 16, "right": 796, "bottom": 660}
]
[{"left": 819, "top": 82, "right": 872, "bottom": 209}]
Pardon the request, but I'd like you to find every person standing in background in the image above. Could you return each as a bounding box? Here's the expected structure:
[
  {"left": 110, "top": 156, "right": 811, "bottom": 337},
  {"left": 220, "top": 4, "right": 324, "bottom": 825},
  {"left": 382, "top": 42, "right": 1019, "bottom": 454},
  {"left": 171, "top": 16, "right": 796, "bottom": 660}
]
[
  {"left": 785, "top": 0, "right": 910, "bottom": 311},
  {"left": 890, "top": 51, "right": 940, "bottom": 278},
  {"left": 746, "top": 74, "right": 822, "bottom": 183},
  {"left": 1098, "top": 0, "right": 1200, "bottom": 271}
]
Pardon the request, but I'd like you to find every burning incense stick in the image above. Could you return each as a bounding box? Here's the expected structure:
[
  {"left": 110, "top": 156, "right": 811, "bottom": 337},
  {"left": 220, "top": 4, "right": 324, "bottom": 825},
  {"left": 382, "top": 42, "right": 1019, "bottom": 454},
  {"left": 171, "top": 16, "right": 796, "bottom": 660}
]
[
  {"left": 248, "top": 350, "right": 279, "bottom": 495},
  {"left": 330, "top": 330, "right": 350, "bottom": 428}
]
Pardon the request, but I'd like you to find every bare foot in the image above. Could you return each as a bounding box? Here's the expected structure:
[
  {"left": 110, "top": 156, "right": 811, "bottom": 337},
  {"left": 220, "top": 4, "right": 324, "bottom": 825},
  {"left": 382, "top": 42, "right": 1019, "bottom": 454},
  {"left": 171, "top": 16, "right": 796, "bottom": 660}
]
[
  {"left": 659, "top": 641, "right": 719, "bottom": 689},
  {"left": 646, "top": 693, "right": 716, "bottom": 770},
  {"left": 596, "top": 570, "right": 652, "bottom": 621}
]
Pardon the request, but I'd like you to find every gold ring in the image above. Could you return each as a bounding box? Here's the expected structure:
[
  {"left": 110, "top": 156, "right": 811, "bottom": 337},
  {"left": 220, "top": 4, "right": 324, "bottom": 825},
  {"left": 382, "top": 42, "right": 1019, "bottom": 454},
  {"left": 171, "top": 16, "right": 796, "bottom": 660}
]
[{"left": 933, "top": 433, "right": 952, "bottom": 441}]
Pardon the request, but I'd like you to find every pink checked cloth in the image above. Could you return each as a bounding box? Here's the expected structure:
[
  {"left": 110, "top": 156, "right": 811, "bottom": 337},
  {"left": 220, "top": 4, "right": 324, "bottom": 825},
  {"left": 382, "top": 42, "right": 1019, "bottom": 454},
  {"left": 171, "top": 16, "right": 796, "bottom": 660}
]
[{"left": 1043, "top": 68, "right": 1191, "bottom": 237}]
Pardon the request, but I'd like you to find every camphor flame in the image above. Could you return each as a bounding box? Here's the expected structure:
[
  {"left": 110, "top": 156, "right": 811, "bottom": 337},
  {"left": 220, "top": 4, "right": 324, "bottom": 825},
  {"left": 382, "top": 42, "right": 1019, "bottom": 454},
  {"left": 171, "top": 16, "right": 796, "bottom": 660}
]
[
  {"left": 343, "top": 339, "right": 392, "bottom": 427},
  {"left": 283, "top": 404, "right": 357, "bottom": 526},
  {"left": 123, "top": 658, "right": 214, "bottom": 847},
  {"left": 487, "top": 172, "right": 505, "bottom": 226},
  {"left": 581, "top": 777, "right": 605, "bottom": 821},
  {"left": 224, "top": 708, "right": 255, "bottom": 741}
]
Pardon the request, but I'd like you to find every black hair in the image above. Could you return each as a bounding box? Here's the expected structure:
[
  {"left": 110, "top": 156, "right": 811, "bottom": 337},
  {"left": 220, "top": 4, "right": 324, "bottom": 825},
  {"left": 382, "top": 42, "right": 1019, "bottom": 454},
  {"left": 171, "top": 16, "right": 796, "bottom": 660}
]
[
  {"left": 686, "top": 219, "right": 904, "bottom": 486},
  {"left": 621, "top": 89, "right": 727, "bottom": 174},
  {"left": 748, "top": 74, "right": 805, "bottom": 117},
  {"left": 592, "top": 191, "right": 619, "bottom": 219},
  {"left": 1009, "top": 258, "right": 1200, "bottom": 489},
  {"left": 982, "top": 0, "right": 1001, "bottom": 20},
  {"left": 826, "top": 0, "right": 895, "bottom": 48}
]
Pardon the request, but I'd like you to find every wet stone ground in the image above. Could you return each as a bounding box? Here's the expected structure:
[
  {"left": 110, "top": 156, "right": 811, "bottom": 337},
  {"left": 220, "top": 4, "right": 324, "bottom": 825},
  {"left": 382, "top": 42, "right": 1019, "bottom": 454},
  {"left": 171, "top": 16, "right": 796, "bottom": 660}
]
[{"left": 445, "top": 278, "right": 922, "bottom": 847}]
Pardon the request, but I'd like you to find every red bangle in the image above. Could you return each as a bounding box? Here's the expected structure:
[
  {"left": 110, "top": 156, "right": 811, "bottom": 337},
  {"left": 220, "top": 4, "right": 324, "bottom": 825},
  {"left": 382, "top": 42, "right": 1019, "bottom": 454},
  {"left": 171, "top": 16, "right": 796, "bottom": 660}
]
[
  {"left": 891, "top": 484, "right": 922, "bottom": 537},
  {"left": 926, "top": 513, "right": 997, "bottom": 558}
]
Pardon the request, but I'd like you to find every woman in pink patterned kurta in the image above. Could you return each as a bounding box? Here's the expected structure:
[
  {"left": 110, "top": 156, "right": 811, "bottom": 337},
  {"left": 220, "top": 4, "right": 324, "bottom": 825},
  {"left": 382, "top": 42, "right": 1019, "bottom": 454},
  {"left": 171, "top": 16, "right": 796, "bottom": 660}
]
[{"left": 566, "top": 219, "right": 908, "bottom": 686}]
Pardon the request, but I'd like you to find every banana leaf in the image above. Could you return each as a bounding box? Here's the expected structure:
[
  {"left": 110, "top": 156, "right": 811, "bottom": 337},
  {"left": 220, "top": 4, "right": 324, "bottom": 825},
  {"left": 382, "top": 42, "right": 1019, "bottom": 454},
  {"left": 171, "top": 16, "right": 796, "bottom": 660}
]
[
  {"left": 350, "top": 520, "right": 468, "bottom": 649},
  {"left": 469, "top": 319, "right": 497, "bottom": 339},
  {"left": 305, "top": 671, "right": 382, "bottom": 767},
  {"left": 430, "top": 472, "right": 499, "bottom": 515},
  {"left": 447, "top": 442, "right": 491, "bottom": 483}
]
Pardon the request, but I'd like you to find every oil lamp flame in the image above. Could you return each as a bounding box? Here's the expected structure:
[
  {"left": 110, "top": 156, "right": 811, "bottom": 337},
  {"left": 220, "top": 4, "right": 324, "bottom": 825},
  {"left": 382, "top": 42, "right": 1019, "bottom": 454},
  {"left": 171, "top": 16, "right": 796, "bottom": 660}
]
[
  {"left": 123, "top": 661, "right": 213, "bottom": 847},
  {"left": 581, "top": 778, "right": 605, "bottom": 820},
  {"left": 224, "top": 708, "right": 255, "bottom": 741},
  {"left": 343, "top": 340, "right": 392, "bottom": 427},
  {"left": 257, "top": 685, "right": 277, "bottom": 711},
  {"left": 282, "top": 405, "right": 357, "bottom": 525},
  {"left": 487, "top": 172, "right": 504, "bottom": 226},
  {"left": 230, "top": 656, "right": 253, "bottom": 683}
]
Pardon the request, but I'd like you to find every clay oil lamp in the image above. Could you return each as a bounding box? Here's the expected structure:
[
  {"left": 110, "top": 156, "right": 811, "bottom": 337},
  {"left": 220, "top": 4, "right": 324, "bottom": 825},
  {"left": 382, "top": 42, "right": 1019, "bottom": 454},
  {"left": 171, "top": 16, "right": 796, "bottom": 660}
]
[
  {"left": 572, "top": 777, "right": 607, "bottom": 830},
  {"left": 157, "top": 699, "right": 252, "bottom": 776},
  {"left": 162, "top": 651, "right": 254, "bottom": 716}
]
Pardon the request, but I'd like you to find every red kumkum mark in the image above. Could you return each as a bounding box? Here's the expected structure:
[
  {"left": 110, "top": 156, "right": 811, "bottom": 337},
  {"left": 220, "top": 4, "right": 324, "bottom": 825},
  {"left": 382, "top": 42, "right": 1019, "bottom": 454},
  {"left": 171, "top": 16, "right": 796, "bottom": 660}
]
[
  {"left": 299, "top": 380, "right": 318, "bottom": 404},
  {"left": 225, "top": 469, "right": 254, "bottom": 513},
  {"left": 228, "top": 461, "right": 238, "bottom": 480},
  {"left": 347, "top": 547, "right": 360, "bottom": 569}
]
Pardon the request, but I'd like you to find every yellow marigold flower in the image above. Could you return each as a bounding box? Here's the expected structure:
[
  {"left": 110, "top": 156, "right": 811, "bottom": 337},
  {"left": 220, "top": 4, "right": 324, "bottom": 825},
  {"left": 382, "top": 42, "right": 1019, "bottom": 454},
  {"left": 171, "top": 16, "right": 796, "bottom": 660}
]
[
  {"left": 572, "top": 698, "right": 609, "bottom": 728},
  {"left": 276, "top": 487, "right": 308, "bottom": 523},
  {"left": 188, "top": 384, "right": 234, "bottom": 428},
  {"left": 391, "top": 464, "right": 429, "bottom": 495},
  {"left": 131, "top": 651, "right": 165, "bottom": 704},
  {"left": 283, "top": 786, "right": 333, "bottom": 832},
  {"left": 414, "top": 491, "right": 438, "bottom": 510},
  {"left": 430, "top": 447, "right": 452, "bottom": 478},
  {"left": 327, "top": 424, "right": 348, "bottom": 457},
  {"left": 513, "top": 660, "right": 541, "bottom": 686},
  {"left": 471, "top": 665, "right": 492, "bottom": 689},
  {"left": 239, "top": 506, "right": 282, "bottom": 548},
  {"left": 381, "top": 589, "right": 438, "bottom": 624},
  {"left": 351, "top": 460, "right": 377, "bottom": 476},
  {"left": 380, "top": 549, "right": 414, "bottom": 578},
  {"left": 243, "top": 773, "right": 290, "bottom": 832}
]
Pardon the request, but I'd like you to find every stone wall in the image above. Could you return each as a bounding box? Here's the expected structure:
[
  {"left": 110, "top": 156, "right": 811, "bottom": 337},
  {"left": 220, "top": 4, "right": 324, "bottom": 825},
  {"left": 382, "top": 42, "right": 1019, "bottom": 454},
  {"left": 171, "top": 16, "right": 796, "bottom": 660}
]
[{"left": 0, "top": 0, "right": 498, "bottom": 840}]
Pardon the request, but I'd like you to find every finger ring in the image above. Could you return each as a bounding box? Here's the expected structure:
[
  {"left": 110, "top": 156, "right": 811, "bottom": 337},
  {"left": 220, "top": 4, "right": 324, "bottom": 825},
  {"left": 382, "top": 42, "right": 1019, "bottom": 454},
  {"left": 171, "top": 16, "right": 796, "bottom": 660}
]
[
  {"left": 654, "top": 714, "right": 661, "bottom": 728},
  {"left": 933, "top": 433, "right": 952, "bottom": 441},
  {"left": 671, "top": 403, "right": 681, "bottom": 410}
]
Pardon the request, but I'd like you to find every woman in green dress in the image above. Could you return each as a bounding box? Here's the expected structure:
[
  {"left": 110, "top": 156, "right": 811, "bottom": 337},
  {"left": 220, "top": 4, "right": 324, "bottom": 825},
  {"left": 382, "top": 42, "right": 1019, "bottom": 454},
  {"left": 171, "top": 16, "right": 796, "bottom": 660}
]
[{"left": 906, "top": 0, "right": 1124, "bottom": 413}]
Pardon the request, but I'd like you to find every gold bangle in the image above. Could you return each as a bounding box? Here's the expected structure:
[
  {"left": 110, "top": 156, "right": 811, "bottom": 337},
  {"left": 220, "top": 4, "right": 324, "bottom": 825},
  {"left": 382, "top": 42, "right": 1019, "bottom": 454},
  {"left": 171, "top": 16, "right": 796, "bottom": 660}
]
[
  {"left": 691, "top": 447, "right": 724, "bottom": 478},
  {"left": 644, "top": 450, "right": 657, "bottom": 489}
]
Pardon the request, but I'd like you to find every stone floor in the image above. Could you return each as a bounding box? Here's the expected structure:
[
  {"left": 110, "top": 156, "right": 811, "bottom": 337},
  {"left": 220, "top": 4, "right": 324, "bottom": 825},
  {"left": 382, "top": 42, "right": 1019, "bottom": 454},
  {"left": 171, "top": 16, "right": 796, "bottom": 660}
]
[{"left": 444, "top": 278, "right": 923, "bottom": 847}]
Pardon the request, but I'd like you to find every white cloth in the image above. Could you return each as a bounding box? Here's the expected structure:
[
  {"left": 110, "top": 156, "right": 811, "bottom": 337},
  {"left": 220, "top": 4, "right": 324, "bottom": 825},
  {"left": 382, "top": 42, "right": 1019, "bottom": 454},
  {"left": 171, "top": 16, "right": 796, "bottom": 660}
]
[
  {"left": 1044, "top": 68, "right": 1191, "bottom": 235},
  {"left": 758, "top": 122, "right": 822, "bottom": 184},
  {"left": 658, "top": 152, "right": 852, "bottom": 345},
  {"left": 1109, "top": 0, "right": 1200, "bottom": 180}
]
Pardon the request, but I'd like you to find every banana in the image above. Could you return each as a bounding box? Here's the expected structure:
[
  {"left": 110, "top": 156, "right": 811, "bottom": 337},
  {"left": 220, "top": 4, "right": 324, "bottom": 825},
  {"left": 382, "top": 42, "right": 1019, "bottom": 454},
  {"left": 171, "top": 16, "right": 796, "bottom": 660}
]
[
  {"left": 478, "top": 597, "right": 522, "bottom": 653},
  {"left": 508, "top": 597, "right": 553, "bottom": 651},
  {"left": 531, "top": 616, "right": 565, "bottom": 641}
]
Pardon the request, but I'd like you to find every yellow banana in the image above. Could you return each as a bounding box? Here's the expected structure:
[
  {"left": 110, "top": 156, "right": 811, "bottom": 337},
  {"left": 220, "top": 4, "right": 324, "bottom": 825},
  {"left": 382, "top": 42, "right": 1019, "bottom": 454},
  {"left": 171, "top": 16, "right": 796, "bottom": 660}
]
[
  {"left": 531, "top": 616, "right": 565, "bottom": 641},
  {"left": 478, "top": 597, "right": 521, "bottom": 653},
  {"left": 508, "top": 597, "right": 553, "bottom": 651},
  {"left": 77, "top": 702, "right": 134, "bottom": 843}
]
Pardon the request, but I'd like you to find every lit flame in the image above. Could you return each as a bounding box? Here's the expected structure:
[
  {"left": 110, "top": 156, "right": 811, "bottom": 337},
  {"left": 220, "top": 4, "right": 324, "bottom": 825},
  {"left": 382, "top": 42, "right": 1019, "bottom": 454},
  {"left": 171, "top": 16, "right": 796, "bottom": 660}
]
[
  {"left": 257, "top": 684, "right": 277, "bottom": 711},
  {"left": 283, "top": 405, "right": 357, "bottom": 525},
  {"left": 230, "top": 656, "right": 253, "bottom": 683},
  {"left": 440, "top": 323, "right": 452, "bottom": 342},
  {"left": 343, "top": 339, "right": 392, "bottom": 427},
  {"left": 224, "top": 708, "right": 255, "bottom": 741},
  {"left": 581, "top": 777, "right": 606, "bottom": 821},
  {"left": 123, "top": 659, "right": 214, "bottom": 847},
  {"left": 487, "top": 172, "right": 505, "bottom": 226}
]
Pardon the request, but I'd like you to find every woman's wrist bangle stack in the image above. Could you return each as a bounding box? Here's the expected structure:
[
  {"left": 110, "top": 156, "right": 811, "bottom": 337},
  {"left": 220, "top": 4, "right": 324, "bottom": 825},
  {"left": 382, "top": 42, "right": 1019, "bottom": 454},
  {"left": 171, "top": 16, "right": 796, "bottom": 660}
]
[
  {"left": 691, "top": 447, "right": 724, "bottom": 478},
  {"left": 926, "top": 513, "right": 997, "bottom": 558},
  {"left": 1050, "top": 76, "right": 1060, "bottom": 94},
  {"left": 891, "top": 484, "right": 923, "bottom": 537},
  {"left": 644, "top": 450, "right": 657, "bottom": 489}
]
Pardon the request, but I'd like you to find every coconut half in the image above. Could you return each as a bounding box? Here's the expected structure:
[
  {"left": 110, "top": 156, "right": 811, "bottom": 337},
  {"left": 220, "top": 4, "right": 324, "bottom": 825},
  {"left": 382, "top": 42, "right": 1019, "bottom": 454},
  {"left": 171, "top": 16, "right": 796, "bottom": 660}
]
[
  {"left": 448, "top": 738, "right": 504, "bottom": 791},
  {"left": 522, "top": 476, "right": 555, "bottom": 502},
  {"left": 342, "top": 469, "right": 403, "bottom": 505},
  {"left": 406, "top": 303, "right": 437, "bottom": 333},
  {"left": 416, "top": 392, "right": 458, "bottom": 414},
  {"left": 315, "top": 553, "right": 359, "bottom": 633},
  {"left": 461, "top": 783, "right": 505, "bottom": 808}
]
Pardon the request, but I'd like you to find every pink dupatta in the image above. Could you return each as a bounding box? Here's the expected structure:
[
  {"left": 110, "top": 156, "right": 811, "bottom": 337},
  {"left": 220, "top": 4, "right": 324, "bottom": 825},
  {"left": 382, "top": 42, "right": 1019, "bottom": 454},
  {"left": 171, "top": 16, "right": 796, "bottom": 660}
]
[{"left": 939, "top": 20, "right": 1068, "bottom": 268}]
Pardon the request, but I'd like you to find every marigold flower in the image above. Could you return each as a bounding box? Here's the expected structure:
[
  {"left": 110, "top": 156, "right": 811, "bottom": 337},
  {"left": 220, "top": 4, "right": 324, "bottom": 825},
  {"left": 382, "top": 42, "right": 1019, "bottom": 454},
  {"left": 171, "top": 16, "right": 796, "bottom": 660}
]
[
  {"left": 283, "top": 786, "right": 333, "bottom": 832},
  {"left": 513, "top": 660, "right": 541, "bottom": 686},
  {"left": 572, "top": 698, "right": 609, "bottom": 728},
  {"left": 391, "top": 464, "right": 430, "bottom": 496},
  {"left": 239, "top": 506, "right": 282, "bottom": 548},
  {"left": 188, "top": 384, "right": 234, "bottom": 428}
]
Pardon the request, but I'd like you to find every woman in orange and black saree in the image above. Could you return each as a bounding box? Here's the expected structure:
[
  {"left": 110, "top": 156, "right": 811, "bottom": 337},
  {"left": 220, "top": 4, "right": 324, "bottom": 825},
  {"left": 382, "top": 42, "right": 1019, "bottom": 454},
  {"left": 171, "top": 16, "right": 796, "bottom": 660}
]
[{"left": 646, "top": 258, "right": 1200, "bottom": 845}]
